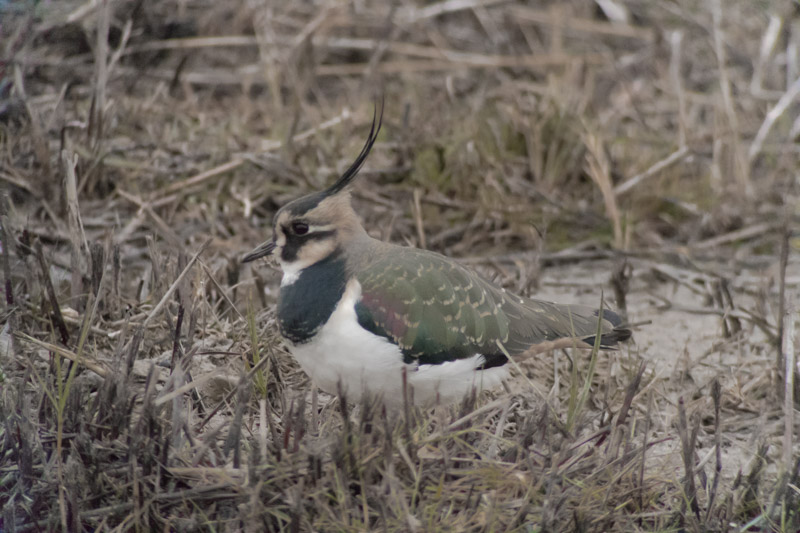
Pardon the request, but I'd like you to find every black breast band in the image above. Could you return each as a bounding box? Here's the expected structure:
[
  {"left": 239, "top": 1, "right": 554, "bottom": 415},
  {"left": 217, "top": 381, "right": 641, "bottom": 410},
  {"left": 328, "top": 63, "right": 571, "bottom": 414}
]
[{"left": 278, "top": 251, "right": 348, "bottom": 344}]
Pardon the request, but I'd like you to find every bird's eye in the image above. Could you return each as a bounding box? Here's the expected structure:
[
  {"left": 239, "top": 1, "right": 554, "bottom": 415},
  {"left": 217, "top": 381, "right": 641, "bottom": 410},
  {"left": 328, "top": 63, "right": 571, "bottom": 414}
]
[{"left": 292, "top": 222, "right": 309, "bottom": 235}]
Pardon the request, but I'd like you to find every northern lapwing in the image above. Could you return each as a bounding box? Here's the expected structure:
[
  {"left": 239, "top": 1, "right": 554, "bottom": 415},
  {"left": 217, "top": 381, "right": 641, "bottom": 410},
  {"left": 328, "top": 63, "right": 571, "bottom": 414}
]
[{"left": 244, "top": 102, "right": 631, "bottom": 408}]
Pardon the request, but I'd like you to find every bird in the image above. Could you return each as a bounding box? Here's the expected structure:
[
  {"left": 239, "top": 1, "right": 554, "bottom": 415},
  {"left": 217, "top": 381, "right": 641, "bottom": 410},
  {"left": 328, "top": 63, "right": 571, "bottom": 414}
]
[{"left": 243, "top": 101, "right": 631, "bottom": 409}]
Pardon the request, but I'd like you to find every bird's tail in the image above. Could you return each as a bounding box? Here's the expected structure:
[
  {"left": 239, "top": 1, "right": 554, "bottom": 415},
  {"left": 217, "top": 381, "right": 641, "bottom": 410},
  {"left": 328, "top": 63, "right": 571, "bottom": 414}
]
[
  {"left": 578, "top": 307, "right": 632, "bottom": 348},
  {"left": 522, "top": 299, "right": 632, "bottom": 349}
]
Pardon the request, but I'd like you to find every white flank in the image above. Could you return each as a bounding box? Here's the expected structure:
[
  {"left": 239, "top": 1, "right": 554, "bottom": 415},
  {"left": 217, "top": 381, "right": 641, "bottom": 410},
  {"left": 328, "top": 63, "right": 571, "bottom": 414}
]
[{"left": 287, "top": 279, "right": 508, "bottom": 408}]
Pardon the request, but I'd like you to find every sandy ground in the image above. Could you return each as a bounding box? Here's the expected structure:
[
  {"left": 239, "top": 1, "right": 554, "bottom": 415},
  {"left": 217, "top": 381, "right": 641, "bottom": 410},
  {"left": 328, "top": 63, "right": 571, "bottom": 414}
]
[{"left": 509, "top": 255, "right": 800, "bottom": 489}]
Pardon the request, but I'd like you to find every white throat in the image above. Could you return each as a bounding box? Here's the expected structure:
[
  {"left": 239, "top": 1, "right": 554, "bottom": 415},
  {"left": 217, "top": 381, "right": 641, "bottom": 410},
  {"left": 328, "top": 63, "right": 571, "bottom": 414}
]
[
  {"left": 278, "top": 238, "right": 339, "bottom": 287},
  {"left": 279, "top": 256, "right": 317, "bottom": 286},
  {"left": 280, "top": 261, "right": 302, "bottom": 286}
]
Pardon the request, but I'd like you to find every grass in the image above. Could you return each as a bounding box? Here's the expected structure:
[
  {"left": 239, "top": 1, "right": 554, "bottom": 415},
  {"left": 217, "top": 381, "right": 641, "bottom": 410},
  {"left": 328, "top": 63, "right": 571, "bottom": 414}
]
[{"left": 1, "top": 0, "right": 799, "bottom": 531}]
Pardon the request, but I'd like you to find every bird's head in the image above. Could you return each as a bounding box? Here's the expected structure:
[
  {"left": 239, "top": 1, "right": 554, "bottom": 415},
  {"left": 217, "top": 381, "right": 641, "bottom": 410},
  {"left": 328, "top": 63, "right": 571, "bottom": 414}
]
[{"left": 242, "top": 102, "right": 383, "bottom": 280}]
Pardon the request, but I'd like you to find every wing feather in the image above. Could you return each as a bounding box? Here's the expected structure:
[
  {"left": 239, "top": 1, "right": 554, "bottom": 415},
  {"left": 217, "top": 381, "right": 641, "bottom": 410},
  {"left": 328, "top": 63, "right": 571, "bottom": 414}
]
[{"left": 354, "top": 247, "right": 629, "bottom": 366}]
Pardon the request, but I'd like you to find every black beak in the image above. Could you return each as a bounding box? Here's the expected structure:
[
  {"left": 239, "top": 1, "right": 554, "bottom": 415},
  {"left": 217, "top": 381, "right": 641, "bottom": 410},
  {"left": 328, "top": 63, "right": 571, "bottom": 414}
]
[{"left": 242, "top": 240, "right": 276, "bottom": 263}]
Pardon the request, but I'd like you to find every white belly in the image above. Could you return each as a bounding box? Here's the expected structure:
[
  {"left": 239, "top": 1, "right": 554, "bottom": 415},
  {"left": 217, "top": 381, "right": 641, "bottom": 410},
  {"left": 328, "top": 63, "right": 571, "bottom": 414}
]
[{"left": 286, "top": 279, "right": 508, "bottom": 408}]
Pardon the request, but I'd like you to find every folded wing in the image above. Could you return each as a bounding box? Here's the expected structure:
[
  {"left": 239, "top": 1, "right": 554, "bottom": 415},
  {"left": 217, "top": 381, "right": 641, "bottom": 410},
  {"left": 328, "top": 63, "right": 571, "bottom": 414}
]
[{"left": 354, "top": 248, "right": 630, "bottom": 368}]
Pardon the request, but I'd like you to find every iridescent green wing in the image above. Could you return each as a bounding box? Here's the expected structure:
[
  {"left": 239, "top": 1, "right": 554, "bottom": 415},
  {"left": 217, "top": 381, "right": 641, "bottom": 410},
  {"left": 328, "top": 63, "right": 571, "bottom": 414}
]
[
  {"left": 354, "top": 249, "right": 509, "bottom": 365},
  {"left": 354, "top": 248, "right": 629, "bottom": 367}
]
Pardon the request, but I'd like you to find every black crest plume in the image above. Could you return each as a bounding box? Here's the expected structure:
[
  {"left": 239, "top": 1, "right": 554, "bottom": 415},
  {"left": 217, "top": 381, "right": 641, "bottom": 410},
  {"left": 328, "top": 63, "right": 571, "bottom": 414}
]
[{"left": 324, "top": 97, "right": 384, "bottom": 197}]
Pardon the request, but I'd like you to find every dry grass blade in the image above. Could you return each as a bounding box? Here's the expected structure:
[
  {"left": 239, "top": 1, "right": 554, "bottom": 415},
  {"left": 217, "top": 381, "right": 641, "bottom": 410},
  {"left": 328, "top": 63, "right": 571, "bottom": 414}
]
[
  {"left": 707, "top": 379, "right": 723, "bottom": 519},
  {"left": 13, "top": 333, "right": 110, "bottom": 379},
  {"left": 117, "top": 189, "right": 184, "bottom": 248},
  {"left": 510, "top": 5, "right": 654, "bottom": 40},
  {"left": 690, "top": 221, "right": 784, "bottom": 250},
  {"left": 584, "top": 130, "right": 622, "bottom": 249},
  {"left": 748, "top": 75, "right": 800, "bottom": 165},
  {"left": 711, "top": 0, "right": 750, "bottom": 193},
  {"left": 154, "top": 158, "right": 245, "bottom": 198},
  {"left": 676, "top": 397, "right": 701, "bottom": 523},
  {"left": 154, "top": 369, "right": 221, "bottom": 407},
  {"left": 33, "top": 241, "right": 70, "bottom": 345},
  {"left": 141, "top": 238, "right": 211, "bottom": 328},
  {"left": 0, "top": 194, "right": 15, "bottom": 313},
  {"left": 781, "top": 302, "right": 795, "bottom": 468},
  {"left": 613, "top": 147, "right": 690, "bottom": 196},
  {"left": 62, "top": 149, "right": 88, "bottom": 304},
  {"left": 402, "top": 0, "right": 510, "bottom": 22}
]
